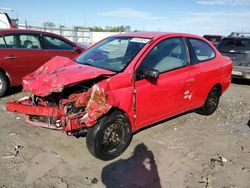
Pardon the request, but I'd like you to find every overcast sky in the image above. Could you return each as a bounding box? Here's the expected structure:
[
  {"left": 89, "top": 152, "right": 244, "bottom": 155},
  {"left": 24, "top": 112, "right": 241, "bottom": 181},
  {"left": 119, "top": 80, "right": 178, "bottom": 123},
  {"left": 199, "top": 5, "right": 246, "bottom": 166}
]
[{"left": 1, "top": 0, "right": 250, "bottom": 35}]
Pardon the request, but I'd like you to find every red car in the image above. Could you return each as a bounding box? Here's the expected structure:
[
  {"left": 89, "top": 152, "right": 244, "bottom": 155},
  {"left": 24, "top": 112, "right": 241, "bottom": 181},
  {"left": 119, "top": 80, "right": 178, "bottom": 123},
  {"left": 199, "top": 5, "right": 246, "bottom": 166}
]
[
  {"left": 0, "top": 29, "right": 85, "bottom": 96},
  {"left": 6, "top": 32, "right": 232, "bottom": 160}
]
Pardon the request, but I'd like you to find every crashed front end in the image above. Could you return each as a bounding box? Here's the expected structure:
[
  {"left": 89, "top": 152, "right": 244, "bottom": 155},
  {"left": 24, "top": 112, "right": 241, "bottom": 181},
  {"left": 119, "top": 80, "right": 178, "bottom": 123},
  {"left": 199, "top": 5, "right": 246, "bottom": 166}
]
[
  {"left": 6, "top": 84, "right": 111, "bottom": 136},
  {"left": 6, "top": 56, "right": 115, "bottom": 136}
]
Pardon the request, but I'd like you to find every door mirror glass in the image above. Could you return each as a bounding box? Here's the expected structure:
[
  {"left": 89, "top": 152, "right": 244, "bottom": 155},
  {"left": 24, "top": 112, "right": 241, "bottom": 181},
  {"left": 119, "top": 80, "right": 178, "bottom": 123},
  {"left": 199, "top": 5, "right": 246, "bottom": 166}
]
[{"left": 143, "top": 69, "right": 159, "bottom": 79}]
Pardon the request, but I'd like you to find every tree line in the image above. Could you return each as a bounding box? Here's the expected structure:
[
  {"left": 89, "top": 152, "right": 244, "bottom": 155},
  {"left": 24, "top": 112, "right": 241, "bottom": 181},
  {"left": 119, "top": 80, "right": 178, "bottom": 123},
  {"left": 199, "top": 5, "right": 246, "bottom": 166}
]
[{"left": 43, "top": 22, "right": 131, "bottom": 32}]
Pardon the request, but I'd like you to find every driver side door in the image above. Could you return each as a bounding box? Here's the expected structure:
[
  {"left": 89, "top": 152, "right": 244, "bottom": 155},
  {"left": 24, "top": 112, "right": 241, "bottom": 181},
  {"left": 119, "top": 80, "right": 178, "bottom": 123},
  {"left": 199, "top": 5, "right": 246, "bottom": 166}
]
[{"left": 135, "top": 37, "right": 195, "bottom": 129}]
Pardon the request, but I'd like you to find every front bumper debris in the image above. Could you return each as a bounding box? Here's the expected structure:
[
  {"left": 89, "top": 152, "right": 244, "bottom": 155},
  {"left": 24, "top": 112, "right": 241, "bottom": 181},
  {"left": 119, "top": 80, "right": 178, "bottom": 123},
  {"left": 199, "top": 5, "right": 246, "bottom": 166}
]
[{"left": 6, "top": 85, "right": 112, "bottom": 135}]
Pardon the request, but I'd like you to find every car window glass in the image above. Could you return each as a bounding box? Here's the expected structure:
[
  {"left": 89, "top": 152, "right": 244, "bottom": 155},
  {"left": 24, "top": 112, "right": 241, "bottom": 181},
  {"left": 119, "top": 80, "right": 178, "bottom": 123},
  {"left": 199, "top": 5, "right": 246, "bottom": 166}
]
[
  {"left": 99, "top": 39, "right": 129, "bottom": 59},
  {"left": 19, "top": 34, "right": 41, "bottom": 49},
  {"left": 4, "top": 35, "right": 16, "bottom": 48},
  {"left": 0, "top": 36, "right": 6, "bottom": 48},
  {"left": 43, "top": 35, "right": 73, "bottom": 50},
  {"left": 189, "top": 38, "right": 215, "bottom": 61},
  {"left": 137, "top": 38, "right": 187, "bottom": 79},
  {"left": 76, "top": 37, "right": 148, "bottom": 72}
]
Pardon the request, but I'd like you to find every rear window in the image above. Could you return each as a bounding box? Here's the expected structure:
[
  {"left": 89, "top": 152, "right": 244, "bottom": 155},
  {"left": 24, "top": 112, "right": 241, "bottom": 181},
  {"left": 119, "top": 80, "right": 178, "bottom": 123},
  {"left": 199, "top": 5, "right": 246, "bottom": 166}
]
[{"left": 218, "top": 38, "right": 250, "bottom": 51}]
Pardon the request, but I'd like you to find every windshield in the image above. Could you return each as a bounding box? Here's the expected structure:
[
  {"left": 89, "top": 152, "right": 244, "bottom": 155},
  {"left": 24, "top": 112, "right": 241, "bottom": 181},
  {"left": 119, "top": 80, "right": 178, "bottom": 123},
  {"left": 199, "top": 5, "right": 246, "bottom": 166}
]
[
  {"left": 75, "top": 37, "right": 150, "bottom": 72},
  {"left": 218, "top": 38, "right": 250, "bottom": 51}
]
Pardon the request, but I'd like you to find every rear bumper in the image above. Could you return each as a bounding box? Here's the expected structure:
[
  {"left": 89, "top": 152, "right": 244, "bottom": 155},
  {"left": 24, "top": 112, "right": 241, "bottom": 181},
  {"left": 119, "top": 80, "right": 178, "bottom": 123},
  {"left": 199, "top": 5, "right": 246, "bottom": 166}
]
[{"left": 232, "top": 66, "right": 250, "bottom": 80}]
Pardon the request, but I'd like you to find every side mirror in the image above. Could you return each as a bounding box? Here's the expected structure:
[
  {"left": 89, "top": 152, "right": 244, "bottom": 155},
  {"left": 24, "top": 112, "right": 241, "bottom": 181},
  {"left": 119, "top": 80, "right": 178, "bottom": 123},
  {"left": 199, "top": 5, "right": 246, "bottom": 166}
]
[
  {"left": 73, "top": 47, "right": 82, "bottom": 54},
  {"left": 143, "top": 69, "right": 159, "bottom": 79}
]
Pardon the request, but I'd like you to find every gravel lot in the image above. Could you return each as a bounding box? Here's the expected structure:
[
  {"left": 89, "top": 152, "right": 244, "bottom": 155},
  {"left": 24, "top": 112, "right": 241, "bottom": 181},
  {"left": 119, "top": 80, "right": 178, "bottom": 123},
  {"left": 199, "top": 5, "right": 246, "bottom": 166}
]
[{"left": 0, "top": 79, "right": 249, "bottom": 188}]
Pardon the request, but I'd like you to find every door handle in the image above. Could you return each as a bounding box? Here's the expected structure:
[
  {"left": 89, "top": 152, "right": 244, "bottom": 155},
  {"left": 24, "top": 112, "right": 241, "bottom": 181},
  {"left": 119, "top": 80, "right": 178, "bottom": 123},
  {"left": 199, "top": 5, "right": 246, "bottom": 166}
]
[{"left": 4, "top": 56, "right": 16, "bottom": 60}]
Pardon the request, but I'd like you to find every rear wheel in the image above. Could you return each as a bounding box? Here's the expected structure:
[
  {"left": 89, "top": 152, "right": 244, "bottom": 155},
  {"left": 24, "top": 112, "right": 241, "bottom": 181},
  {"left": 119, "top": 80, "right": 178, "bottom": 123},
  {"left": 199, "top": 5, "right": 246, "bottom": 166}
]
[
  {"left": 86, "top": 110, "right": 132, "bottom": 161},
  {"left": 196, "top": 86, "right": 220, "bottom": 116},
  {"left": 0, "top": 72, "right": 8, "bottom": 97}
]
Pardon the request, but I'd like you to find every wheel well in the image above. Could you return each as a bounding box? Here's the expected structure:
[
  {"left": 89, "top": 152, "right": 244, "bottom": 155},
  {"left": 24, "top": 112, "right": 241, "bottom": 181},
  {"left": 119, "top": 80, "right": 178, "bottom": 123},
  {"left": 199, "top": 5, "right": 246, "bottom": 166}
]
[
  {"left": 0, "top": 68, "right": 10, "bottom": 86},
  {"left": 214, "top": 83, "right": 222, "bottom": 96},
  {"left": 108, "top": 107, "right": 129, "bottom": 118}
]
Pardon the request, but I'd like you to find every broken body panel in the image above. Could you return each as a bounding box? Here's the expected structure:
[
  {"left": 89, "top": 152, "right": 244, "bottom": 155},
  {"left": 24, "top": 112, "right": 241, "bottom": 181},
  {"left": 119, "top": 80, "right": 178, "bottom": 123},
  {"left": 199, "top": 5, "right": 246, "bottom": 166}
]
[
  {"left": 7, "top": 56, "right": 135, "bottom": 134},
  {"left": 6, "top": 32, "right": 232, "bottom": 136}
]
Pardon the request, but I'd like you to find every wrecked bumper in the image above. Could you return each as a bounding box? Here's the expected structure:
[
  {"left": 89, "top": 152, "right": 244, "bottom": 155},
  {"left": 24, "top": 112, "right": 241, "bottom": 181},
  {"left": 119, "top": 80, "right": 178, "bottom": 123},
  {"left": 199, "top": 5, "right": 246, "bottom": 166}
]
[{"left": 6, "top": 85, "right": 112, "bottom": 135}]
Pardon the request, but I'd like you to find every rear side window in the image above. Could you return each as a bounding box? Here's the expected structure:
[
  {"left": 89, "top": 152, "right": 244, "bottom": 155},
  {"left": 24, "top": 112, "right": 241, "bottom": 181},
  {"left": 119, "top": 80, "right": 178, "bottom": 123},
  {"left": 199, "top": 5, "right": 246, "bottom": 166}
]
[
  {"left": 43, "top": 35, "right": 73, "bottom": 50},
  {"left": 0, "top": 37, "right": 6, "bottom": 48},
  {"left": 19, "top": 35, "right": 41, "bottom": 49},
  {"left": 189, "top": 38, "right": 215, "bottom": 61},
  {"left": 218, "top": 38, "right": 250, "bottom": 51}
]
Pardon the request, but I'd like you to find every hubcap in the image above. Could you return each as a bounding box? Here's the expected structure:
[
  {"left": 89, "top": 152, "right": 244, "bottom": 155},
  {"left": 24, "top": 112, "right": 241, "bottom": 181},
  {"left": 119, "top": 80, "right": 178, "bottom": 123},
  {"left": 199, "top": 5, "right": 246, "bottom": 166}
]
[
  {"left": 0, "top": 79, "right": 2, "bottom": 90},
  {"left": 102, "top": 123, "right": 123, "bottom": 151}
]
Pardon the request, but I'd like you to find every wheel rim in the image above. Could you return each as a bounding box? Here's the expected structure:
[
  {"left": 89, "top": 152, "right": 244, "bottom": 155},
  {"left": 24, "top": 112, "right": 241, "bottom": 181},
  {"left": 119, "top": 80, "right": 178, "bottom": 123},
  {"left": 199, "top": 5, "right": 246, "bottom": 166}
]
[
  {"left": 0, "top": 79, "right": 2, "bottom": 90},
  {"left": 207, "top": 89, "right": 219, "bottom": 108},
  {"left": 101, "top": 122, "right": 124, "bottom": 152}
]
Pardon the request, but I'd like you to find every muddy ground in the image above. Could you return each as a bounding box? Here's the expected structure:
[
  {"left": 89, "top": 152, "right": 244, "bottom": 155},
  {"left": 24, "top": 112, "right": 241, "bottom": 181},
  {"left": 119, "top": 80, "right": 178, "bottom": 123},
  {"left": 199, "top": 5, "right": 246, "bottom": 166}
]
[{"left": 0, "top": 79, "right": 249, "bottom": 188}]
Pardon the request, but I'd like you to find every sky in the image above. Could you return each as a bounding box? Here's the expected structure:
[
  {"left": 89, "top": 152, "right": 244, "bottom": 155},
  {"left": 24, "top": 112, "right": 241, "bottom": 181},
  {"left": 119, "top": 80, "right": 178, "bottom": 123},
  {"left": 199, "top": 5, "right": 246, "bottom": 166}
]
[{"left": 1, "top": 0, "right": 250, "bottom": 36}]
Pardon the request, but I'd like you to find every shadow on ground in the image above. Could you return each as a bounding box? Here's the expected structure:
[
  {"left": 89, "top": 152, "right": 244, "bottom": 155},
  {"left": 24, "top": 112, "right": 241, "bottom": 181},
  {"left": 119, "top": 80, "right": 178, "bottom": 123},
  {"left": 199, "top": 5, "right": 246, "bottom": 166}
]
[
  {"left": 4, "top": 86, "right": 22, "bottom": 97},
  {"left": 102, "top": 143, "right": 161, "bottom": 188}
]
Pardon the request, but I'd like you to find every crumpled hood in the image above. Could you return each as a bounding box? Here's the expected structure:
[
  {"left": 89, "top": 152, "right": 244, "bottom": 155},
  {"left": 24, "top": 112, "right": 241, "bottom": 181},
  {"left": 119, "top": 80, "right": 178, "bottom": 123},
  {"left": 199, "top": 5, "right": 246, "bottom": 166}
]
[{"left": 22, "top": 56, "right": 115, "bottom": 97}]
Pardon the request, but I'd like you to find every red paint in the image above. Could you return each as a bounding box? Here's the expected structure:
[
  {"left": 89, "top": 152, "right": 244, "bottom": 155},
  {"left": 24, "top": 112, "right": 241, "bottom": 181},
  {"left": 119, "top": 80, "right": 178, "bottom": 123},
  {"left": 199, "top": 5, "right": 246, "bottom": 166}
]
[
  {"left": 6, "top": 32, "right": 232, "bottom": 135},
  {"left": 0, "top": 29, "right": 85, "bottom": 87},
  {"left": 22, "top": 56, "right": 115, "bottom": 96}
]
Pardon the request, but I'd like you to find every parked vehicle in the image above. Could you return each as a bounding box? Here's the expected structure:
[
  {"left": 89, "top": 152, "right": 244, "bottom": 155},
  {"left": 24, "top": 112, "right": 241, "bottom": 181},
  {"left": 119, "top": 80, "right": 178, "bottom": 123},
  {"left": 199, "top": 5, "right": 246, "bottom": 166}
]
[
  {"left": 0, "top": 12, "right": 16, "bottom": 29},
  {"left": 6, "top": 32, "right": 232, "bottom": 160},
  {"left": 203, "top": 35, "right": 223, "bottom": 47},
  {"left": 0, "top": 29, "right": 86, "bottom": 96},
  {"left": 217, "top": 32, "right": 250, "bottom": 80}
]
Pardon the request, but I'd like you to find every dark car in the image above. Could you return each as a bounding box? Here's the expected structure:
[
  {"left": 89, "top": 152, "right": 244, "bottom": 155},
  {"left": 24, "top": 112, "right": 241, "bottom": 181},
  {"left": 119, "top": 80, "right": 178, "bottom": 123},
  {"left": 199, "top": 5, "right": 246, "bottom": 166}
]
[
  {"left": 0, "top": 29, "right": 85, "bottom": 97},
  {"left": 7, "top": 32, "right": 232, "bottom": 160},
  {"left": 217, "top": 32, "right": 250, "bottom": 80},
  {"left": 203, "top": 35, "right": 223, "bottom": 47}
]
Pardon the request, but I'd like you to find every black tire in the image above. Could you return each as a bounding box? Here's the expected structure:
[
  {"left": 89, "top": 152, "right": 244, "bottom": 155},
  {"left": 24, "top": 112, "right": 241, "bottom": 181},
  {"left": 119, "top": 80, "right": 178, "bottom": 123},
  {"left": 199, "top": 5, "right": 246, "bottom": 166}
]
[
  {"left": 86, "top": 110, "right": 132, "bottom": 161},
  {"left": 0, "top": 72, "right": 8, "bottom": 97},
  {"left": 196, "top": 86, "right": 221, "bottom": 116}
]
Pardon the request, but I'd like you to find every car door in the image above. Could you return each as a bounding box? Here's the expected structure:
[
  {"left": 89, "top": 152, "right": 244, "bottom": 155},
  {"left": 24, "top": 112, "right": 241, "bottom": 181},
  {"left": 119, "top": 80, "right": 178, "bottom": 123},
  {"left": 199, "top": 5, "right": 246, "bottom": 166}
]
[
  {"left": 135, "top": 37, "right": 197, "bottom": 129},
  {"left": 0, "top": 33, "right": 48, "bottom": 85},
  {"left": 41, "top": 34, "right": 79, "bottom": 60}
]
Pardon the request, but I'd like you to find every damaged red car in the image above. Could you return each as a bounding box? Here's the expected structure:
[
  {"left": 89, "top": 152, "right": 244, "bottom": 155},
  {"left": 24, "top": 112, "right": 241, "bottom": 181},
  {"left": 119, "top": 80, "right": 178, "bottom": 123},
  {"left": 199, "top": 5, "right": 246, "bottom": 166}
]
[{"left": 6, "top": 32, "right": 232, "bottom": 160}]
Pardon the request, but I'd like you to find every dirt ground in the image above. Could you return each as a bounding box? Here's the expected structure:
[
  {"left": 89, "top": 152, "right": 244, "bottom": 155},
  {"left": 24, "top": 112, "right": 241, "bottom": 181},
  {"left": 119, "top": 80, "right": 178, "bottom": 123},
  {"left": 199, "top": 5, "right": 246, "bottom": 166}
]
[{"left": 0, "top": 79, "right": 249, "bottom": 188}]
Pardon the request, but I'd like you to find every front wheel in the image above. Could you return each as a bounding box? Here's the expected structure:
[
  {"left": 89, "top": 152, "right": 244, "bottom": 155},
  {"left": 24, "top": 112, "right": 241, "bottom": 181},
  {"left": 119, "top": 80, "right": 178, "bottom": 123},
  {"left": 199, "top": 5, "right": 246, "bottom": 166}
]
[
  {"left": 86, "top": 110, "right": 132, "bottom": 161},
  {"left": 196, "top": 86, "right": 221, "bottom": 116}
]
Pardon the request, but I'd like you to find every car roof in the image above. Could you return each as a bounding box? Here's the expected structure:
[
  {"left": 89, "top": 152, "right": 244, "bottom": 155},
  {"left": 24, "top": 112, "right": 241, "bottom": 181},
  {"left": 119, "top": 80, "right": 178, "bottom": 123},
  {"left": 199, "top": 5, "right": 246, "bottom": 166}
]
[
  {"left": 0, "top": 29, "right": 82, "bottom": 47},
  {"left": 111, "top": 32, "right": 204, "bottom": 40},
  {"left": 0, "top": 29, "right": 61, "bottom": 36}
]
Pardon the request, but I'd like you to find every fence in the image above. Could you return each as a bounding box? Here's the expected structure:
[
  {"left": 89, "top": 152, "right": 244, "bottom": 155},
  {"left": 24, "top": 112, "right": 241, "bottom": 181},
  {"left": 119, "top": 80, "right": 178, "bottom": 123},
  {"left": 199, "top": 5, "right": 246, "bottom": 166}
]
[{"left": 17, "top": 24, "right": 122, "bottom": 44}]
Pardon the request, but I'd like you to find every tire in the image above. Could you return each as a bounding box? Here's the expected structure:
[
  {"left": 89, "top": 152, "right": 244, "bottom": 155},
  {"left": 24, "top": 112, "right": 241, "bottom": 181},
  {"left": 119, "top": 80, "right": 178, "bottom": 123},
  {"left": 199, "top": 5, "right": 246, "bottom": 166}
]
[
  {"left": 196, "top": 86, "right": 220, "bottom": 116},
  {"left": 86, "top": 110, "right": 132, "bottom": 161},
  {"left": 0, "top": 72, "right": 8, "bottom": 97}
]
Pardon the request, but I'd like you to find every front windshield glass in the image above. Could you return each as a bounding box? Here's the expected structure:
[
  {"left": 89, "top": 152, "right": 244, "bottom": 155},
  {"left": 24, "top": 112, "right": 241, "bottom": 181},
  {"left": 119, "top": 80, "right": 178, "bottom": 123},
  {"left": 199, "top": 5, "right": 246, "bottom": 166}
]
[{"left": 75, "top": 37, "right": 151, "bottom": 72}]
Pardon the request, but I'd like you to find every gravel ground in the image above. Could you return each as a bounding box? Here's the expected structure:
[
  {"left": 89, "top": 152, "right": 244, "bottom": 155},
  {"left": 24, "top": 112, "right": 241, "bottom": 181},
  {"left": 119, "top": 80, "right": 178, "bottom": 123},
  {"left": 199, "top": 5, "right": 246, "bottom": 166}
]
[{"left": 0, "top": 79, "right": 249, "bottom": 188}]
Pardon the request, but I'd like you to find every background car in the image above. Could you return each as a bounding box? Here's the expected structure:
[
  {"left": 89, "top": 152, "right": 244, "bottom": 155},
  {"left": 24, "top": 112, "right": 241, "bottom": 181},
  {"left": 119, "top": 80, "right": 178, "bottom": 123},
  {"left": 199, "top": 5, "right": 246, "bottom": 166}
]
[
  {"left": 0, "top": 29, "right": 85, "bottom": 96},
  {"left": 203, "top": 35, "right": 223, "bottom": 47},
  {"left": 7, "top": 32, "right": 232, "bottom": 160},
  {"left": 217, "top": 32, "right": 250, "bottom": 80}
]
